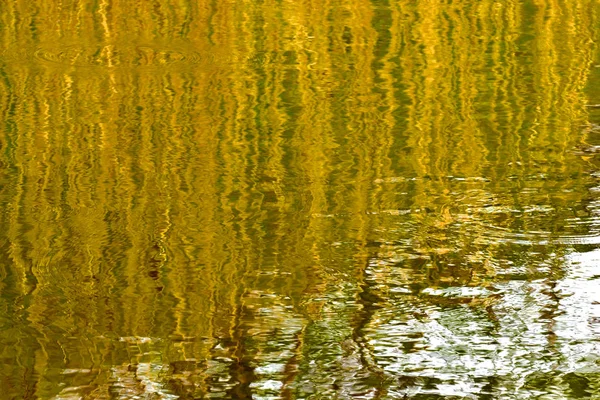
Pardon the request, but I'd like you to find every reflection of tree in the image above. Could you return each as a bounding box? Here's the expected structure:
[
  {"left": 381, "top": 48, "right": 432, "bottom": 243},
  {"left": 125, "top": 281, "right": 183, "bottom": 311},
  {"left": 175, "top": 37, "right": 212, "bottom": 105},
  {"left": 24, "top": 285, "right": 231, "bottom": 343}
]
[
  {"left": 225, "top": 303, "right": 257, "bottom": 399},
  {"left": 0, "top": 0, "right": 599, "bottom": 398},
  {"left": 350, "top": 260, "right": 389, "bottom": 398}
]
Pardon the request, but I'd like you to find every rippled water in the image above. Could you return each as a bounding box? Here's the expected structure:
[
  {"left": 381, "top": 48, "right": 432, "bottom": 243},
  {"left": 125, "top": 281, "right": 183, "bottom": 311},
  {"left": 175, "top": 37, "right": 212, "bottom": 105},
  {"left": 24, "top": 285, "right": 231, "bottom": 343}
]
[{"left": 2, "top": 1, "right": 600, "bottom": 399}]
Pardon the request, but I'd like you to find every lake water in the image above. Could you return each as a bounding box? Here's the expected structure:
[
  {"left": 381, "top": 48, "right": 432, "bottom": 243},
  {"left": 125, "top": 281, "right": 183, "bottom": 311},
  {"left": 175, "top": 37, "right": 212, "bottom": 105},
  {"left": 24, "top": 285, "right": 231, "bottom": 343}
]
[{"left": 1, "top": 1, "right": 600, "bottom": 399}]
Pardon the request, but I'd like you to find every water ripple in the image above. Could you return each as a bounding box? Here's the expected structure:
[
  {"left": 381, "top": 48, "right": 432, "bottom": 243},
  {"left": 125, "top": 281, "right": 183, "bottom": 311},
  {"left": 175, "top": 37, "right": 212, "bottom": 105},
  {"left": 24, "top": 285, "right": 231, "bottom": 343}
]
[{"left": 32, "top": 45, "right": 207, "bottom": 68}]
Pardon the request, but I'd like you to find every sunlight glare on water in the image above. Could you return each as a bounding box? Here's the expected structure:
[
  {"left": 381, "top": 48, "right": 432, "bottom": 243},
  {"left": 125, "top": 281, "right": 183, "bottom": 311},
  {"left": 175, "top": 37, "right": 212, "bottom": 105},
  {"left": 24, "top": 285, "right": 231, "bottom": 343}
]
[{"left": 1, "top": 0, "right": 600, "bottom": 399}]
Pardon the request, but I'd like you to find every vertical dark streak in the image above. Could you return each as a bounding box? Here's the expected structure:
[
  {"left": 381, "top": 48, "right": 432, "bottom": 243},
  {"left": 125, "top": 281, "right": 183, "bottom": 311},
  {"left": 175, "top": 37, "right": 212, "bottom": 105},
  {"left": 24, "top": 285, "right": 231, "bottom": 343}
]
[
  {"left": 225, "top": 303, "right": 256, "bottom": 399},
  {"left": 280, "top": 326, "right": 304, "bottom": 400},
  {"left": 350, "top": 260, "right": 388, "bottom": 399}
]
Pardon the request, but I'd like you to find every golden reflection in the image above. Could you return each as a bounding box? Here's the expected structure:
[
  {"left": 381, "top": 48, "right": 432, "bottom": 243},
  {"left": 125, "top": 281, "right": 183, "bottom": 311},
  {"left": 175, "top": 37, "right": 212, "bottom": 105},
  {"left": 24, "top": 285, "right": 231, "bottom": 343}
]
[{"left": 0, "top": 0, "right": 599, "bottom": 398}]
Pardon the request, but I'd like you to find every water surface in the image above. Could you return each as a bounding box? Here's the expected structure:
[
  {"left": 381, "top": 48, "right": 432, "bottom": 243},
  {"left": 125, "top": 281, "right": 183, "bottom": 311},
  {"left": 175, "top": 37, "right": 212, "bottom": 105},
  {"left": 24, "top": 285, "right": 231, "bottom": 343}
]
[{"left": 2, "top": 0, "right": 600, "bottom": 398}]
